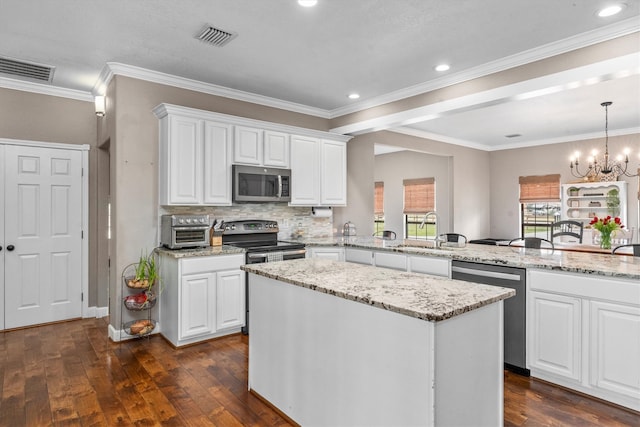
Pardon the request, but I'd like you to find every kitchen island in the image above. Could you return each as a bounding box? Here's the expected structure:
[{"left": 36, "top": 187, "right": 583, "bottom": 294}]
[{"left": 243, "top": 258, "right": 515, "bottom": 427}]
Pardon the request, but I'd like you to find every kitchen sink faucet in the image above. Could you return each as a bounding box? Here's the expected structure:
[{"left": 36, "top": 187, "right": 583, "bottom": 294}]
[{"left": 419, "top": 211, "right": 441, "bottom": 246}]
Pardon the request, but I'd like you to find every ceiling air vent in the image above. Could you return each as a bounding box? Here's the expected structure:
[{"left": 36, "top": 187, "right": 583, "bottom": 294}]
[
  {"left": 0, "top": 56, "right": 55, "bottom": 82},
  {"left": 195, "top": 25, "right": 238, "bottom": 47},
  {"left": 505, "top": 134, "right": 522, "bottom": 138}
]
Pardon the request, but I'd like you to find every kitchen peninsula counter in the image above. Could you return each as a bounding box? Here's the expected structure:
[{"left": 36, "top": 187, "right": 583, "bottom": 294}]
[
  {"left": 292, "top": 236, "right": 640, "bottom": 280},
  {"left": 244, "top": 258, "right": 513, "bottom": 426}
]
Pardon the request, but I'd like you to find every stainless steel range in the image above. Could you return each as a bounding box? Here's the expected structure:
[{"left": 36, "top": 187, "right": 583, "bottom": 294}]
[{"left": 222, "top": 219, "right": 306, "bottom": 334}]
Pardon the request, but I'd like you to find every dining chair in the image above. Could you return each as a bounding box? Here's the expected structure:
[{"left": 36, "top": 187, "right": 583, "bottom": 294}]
[
  {"left": 508, "top": 237, "right": 555, "bottom": 250},
  {"left": 551, "top": 220, "right": 584, "bottom": 243},
  {"left": 612, "top": 244, "right": 640, "bottom": 257}
]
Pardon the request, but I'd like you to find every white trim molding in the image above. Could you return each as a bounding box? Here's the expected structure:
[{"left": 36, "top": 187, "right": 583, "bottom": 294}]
[{"left": 0, "top": 76, "right": 93, "bottom": 102}]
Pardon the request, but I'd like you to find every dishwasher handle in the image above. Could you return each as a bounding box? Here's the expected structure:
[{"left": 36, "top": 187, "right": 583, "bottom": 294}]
[{"left": 451, "top": 265, "right": 522, "bottom": 282}]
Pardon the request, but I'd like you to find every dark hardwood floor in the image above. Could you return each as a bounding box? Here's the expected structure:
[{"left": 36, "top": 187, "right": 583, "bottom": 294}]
[{"left": 0, "top": 317, "right": 638, "bottom": 426}]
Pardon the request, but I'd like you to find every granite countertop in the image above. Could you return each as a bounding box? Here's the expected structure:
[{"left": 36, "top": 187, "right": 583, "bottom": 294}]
[
  {"left": 242, "top": 258, "right": 515, "bottom": 322},
  {"left": 292, "top": 236, "right": 640, "bottom": 280},
  {"left": 154, "top": 245, "right": 244, "bottom": 258}
]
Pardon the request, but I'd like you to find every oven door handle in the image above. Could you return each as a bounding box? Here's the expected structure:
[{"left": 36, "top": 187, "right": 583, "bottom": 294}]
[
  {"left": 247, "top": 249, "right": 306, "bottom": 259},
  {"left": 173, "top": 226, "right": 209, "bottom": 231}
]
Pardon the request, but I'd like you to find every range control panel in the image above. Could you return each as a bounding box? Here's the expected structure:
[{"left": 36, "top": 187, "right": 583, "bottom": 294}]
[{"left": 222, "top": 220, "right": 279, "bottom": 234}]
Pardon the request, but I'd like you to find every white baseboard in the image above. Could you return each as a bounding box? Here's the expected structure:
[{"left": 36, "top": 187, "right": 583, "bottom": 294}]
[
  {"left": 83, "top": 306, "right": 109, "bottom": 319},
  {"left": 95, "top": 306, "right": 109, "bottom": 318}
]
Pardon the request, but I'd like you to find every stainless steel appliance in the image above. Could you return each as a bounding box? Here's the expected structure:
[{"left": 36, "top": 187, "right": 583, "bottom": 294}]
[
  {"left": 160, "top": 214, "right": 210, "bottom": 249},
  {"left": 451, "top": 260, "right": 529, "bottom": 376},
  {"left": 222, "top": 219, "right": 306, "bottom": 334},
  {"left": 232, "top": 165, "right": 291, "bottom": 203}
]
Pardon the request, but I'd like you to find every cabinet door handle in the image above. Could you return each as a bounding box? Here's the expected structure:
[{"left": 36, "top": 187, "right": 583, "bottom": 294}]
[{"left": 6, "top": 245, "right": 15, "bottom": 251}]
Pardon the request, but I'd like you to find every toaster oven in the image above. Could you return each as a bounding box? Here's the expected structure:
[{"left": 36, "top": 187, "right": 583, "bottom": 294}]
[{"left": 160, "top": 214, "right": 210, "bottom": 249}]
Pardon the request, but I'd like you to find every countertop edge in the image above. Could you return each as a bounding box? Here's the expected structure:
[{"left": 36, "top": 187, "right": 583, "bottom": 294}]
[{"left": 242, "top": 260, "right": 516, "bottom": 322}]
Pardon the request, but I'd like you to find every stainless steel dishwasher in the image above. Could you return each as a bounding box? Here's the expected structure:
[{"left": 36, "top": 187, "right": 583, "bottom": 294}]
[{"left": 451, "top": 260, "right": 529, "bottom": 376}]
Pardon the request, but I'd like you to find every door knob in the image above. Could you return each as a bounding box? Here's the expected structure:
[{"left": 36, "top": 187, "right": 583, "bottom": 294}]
[{"left": 6, "top": 245, "right": 14, "bottom": 251}]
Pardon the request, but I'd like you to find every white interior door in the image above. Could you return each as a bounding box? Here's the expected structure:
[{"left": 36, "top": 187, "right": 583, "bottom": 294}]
[{"left": 3, "top": 144, "right": 83, "bottom": 329}]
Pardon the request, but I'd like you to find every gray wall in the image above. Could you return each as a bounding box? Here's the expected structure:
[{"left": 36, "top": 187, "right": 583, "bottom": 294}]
[
  {"left": 373, "top": 151, "right": 452, "bottom": 238},
  {"left": 105, "top": 76, "right": 335, "bottom": 327},
  {"left": 334, "top": 131, "right": 491, "bottom": 241},
  {"left": 0, "top": 87, "right": 102, "bottom": 307},
  {"left": 489, "top": 134, "right": 640, "bottom": 239}
]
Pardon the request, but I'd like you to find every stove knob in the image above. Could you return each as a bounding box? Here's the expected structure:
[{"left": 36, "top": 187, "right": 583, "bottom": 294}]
[
  {"left": 178, "top": 218, "right": 184, "bottom": 224},
  {"left": 231, "top": 225, "right": 236, "bottom": 230}
]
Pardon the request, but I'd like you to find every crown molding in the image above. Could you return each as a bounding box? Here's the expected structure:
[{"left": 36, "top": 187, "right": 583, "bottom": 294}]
[
  {"left": 0, "top": 76, "right": 93, "bottom": 102},
  {"left": 329, "top": 18, "right": 640, "bottom": 118},
  {"left": 95, "top": 62, "right": 331, "bottom": 119}
]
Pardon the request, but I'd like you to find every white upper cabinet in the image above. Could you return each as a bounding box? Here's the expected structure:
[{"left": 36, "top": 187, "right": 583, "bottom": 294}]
[
  {"left": 157, "top": 112, "right": 232, "bottom": 206},
  {"left": 154, "top": 104, "right": 350, "bottom": 206},
  {"left": 234, "top": 128, "right": 290, "bottom": 168},
  {"left": 320, "top": 139, "right": 347, "bottom": 205},
  {"left": 290, "top": 136, "right": 347, "bottom": 206},
  {"left": 161, "top": 114, "right": 203, "bottom": 205},
  {"left": 290, "top": 135, "right": 321, "bottom": 205},
  {"left": 263, "top": 130, "right": 290, "bottom": 168},
  {"left": 233, "top": 126, "right": 263, "bottom": 165},
  {"left": 203, "top": 121, "right": 233, "bottom": 205}
]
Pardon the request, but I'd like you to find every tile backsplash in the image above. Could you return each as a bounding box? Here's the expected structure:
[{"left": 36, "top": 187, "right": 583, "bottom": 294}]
[{"left": 160, "top": 203, "right": 335, "bottom": 239}]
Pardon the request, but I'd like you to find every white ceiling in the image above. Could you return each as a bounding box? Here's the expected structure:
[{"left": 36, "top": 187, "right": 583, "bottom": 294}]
[{"left": 1, "top": 0, "right": 639, "bottom": 150}]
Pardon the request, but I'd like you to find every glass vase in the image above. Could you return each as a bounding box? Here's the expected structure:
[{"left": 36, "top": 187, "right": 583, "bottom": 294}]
[{"left": 599, "top": 230, "right": 612, "bottom": 250}]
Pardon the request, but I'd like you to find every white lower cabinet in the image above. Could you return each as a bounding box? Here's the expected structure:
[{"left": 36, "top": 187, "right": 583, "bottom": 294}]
[
  {"left": 373, "top": 251, "right": 406, "bottom": 270},
  {"left": 216, "top": 269, "right": 245, "bottom": 330},
  {"left": 345, "top": 248, "right": 374, "bottom": 265},
  {"left": 160, "top": 253, "right": 245, "bottom": 347},
  {"left": 407, "top": 255, "right": 450, "bottom": 277},
  {"left": 307, "top": 247, "right": 345, "bottom": 261},
  {"left": 180, "top": 271, "right": 216, "bottom": 339},
  {"left": 590, "top": 301, "right": 640, "bottom": 402},
  {"left": 529, "top": 291, "right": 582, "bottom": 381},
  {"left": 528, "top": 269, "right": 640, "bottom": 411}
]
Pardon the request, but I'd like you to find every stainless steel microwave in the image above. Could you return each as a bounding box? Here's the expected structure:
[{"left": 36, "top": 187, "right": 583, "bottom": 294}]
[{"left": 232, "top": 165, "right": 291, "bottom": 203}]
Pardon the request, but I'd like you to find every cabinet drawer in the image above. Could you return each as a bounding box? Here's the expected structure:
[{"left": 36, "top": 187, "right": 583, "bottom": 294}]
[
  {"left": 408, "top": 256, "right": 450, "bottom": 277},
  {"left": 374, "top": 252, "right": 406, "bottom": 270},
  {"left": 345, "top": 248, "right": 373, "bottom": 265},
  {"left": 181, "top": 254, "right": 244, "bottom": 275}
]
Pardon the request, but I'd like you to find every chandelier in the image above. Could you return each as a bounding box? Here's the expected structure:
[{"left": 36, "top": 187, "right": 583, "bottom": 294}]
[{"left": 569, "top": 101, "right": 638, "bottom": 181}]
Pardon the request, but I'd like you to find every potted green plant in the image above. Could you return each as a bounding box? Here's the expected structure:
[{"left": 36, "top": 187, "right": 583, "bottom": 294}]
[
  {"left": 568, "top": 187, "right": 580, "bottom": 196},
  {"left": 123, "top": 251, "right": 160, "bottom": 311}
]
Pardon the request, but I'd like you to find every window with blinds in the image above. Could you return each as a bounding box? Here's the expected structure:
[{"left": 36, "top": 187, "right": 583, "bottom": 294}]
[
  {"left": 403, "top": 178, "right": 435, "bottom": 239},
  {"left": 518, "top": 174, "right": 561, "bottom": 202},
  {"left": 519, "top": 174, "right": 561, "bottom": 240},
  {"left": 374, "top": 182, "right": 385, "bottom": 234}
]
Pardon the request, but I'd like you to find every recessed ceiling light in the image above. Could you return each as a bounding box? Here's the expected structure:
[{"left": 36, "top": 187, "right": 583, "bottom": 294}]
[
  {"left": 348, "top": 93, "right": 360, "bottom": 100},
  {"left": 298, "top": 0, "right": 318, "bottom": 7},
  {"left": 597, "top": 4, "right": 624, "bottom": 17},
  {"left": 435, "top": 64, "right": 450, "bottom": 72}
]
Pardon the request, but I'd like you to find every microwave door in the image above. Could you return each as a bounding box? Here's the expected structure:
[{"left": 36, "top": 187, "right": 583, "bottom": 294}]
[
  {"left": 239, "top": 173, "right": 263, "bottom": 198},
  {"left": 264, "top": 175, "right": 278, "bottom": 198}
]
